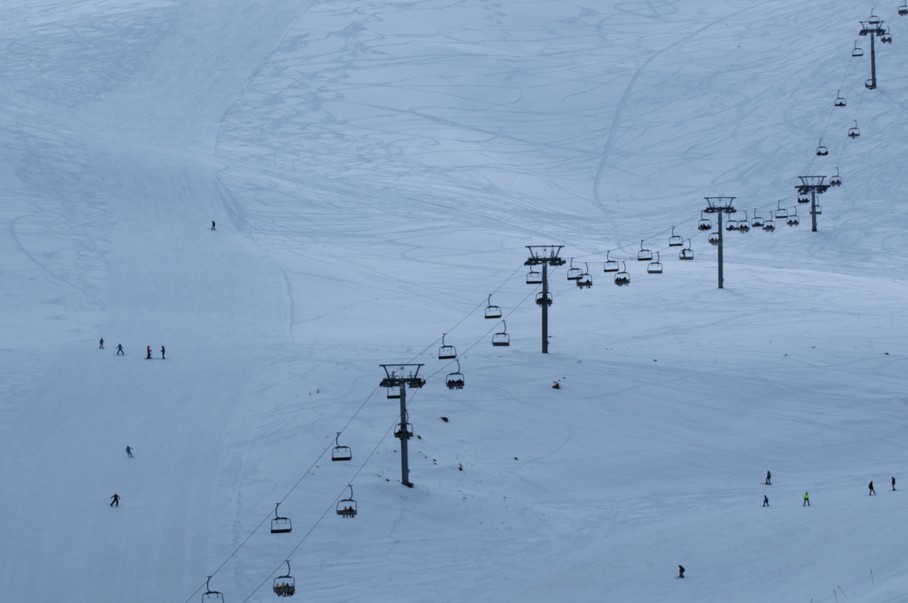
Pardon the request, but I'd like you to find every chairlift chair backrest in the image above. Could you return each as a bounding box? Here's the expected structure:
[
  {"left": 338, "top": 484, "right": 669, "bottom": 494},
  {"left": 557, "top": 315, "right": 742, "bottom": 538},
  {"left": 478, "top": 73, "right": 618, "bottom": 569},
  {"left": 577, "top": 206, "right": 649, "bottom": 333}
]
[
  {"left": 332, "top": 432, "right": 352, "bottom": 462},
  {"left": 492, "top": 321, "right": 510, "bottom": 347},
  {"left": 637, "top": 240, "right": 653, "bottom": 261},
  {"left": 852, "top": 41, "right": 864, "bottom": 57},
  {"left": 566, "top": 258, "right": 582, "bottom": 280},
  {"left": 668, "top": 226, "right": 683, "bottom": 247},
  {"left": 271, "top": 503, "right": 292, "bottom": 534},
  {"left": 526, "top": 270, "right": 542, "bottom": 285},
  {"left": 774, "top": 202, "right": 789, "bottom": 219},
  {"left": 647, "top": 252, "right": 663, "bottom": 274},
  {"left": 203, "top": 577, "right": 225, "bottom": 603}
]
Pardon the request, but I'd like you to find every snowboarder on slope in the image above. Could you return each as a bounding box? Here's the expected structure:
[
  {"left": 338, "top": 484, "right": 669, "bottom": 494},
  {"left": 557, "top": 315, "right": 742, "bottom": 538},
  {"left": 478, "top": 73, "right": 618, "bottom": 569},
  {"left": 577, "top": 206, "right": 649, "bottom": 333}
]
[
  {"left": 869, "top": 481, "right": 876, "bottom": 495},
  {"left": 160, "top": 345, "right": 165, "bottom": 360},
  {"left": 146, "top": 345, "right": 152, "bottom": 360},
  {"left": 678, "top": 565, "right": 685, "bottom": 578},
  {"left": 110, "top": 493, "right": 120, "bottom": 507},
  {"left": 763, "top": 494, "right": 769, "bottom": 507},
  {"left": 99, "top": 338, "right": 104, "bottom": 349},
  {"left": 116, "top": 343, "right": 124, "bottom": 356},
  {"left": 765, "top": 470, "right": 771, "bottom": 485},
  {"left": 126, "top": 446, "right": 133, "bottom": 459},
  {"left": 803, "top": 491, "right": 810, "bottom": 506}
]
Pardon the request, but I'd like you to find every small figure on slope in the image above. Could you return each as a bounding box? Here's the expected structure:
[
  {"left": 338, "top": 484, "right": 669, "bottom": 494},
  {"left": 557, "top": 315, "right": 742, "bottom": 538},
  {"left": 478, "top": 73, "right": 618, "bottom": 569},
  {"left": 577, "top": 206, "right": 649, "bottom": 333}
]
[
  {"left": 211, "top": 220, "right": 216, "bottom": 231},
  {"left": 160, "top": 345, "right": 166, "bottom": 360},
  {"left": 99, "top": 337, "right": 104, "bottom": 350},
  {"left": 763, "top": 494, "right": 769, "bottom": 507},
  {"left": 126, "top": 446, "right": 133, "bottom": 459},
  {"left": 803, "top": 491, "right": 810, "bottom": 507},
  {"left": 765, "top": 470, "right": 771, "bottom": 485},
  {"left": 678, "top": 565, "right": 685, "bottom": 579},
  {"left": 892, "top": 476, "right": 896, "bottom": 491},
  {"left": 116, "top": 343, "right": 124, "bottom": 356},
  {"left": 869, "top": 481, "right": 876, "bottom": 496},
  {"left": 110, "top": 493, "right": 120, "bottom": 508},
  {"left": 146, "top": 345, "right": 152, "bottom": 360}
]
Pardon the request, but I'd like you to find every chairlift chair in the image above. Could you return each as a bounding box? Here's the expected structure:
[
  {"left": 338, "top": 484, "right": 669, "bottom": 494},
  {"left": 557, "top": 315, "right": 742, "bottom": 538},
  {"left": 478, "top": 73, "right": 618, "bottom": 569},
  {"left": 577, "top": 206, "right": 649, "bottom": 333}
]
[
  {"left": 603, "top": 250, "right": 619, "bottom": 272},
  {"left": 774, "top": 201, "right": 789, "bottom": 219},
  {"left": 848, "top": 121, "right": 860, "bottom": 138},
  {"left": 762, "top": 216, "right": 776, "bottom": 232},
  {"left": 813, "top": 203, "right": 823, "bottom": 216},
  {"left": 526, "top": 270, "right": 542, "bottom": 285},
  {"left": 900, "top": 1, "right": 907, "bottom": 16},
  {"left": 737, "top": 211, "right": 750, "bottom": 233},
  {"left": 273, "top": 561, "right": 296, "bottom": 598},
  {"left": 647, "top": 252, "right": 663, "bottom": 274},
  {"left": 483, "top": 294, "right": 502, "bottom": 319},
  {"left": 202, "top": 577, "right": 225, "bottom": 603},
  {"left": 698, "top": 212, "right": 712, "bottom": 231},
  {"left": 614, "top": 262, "right": 630, "bottom": 287},
  {"left": 492, "top": 320, "right": 510, "bottom": 347},
  {"left": 797, "top": 194, "right": 810, "bottom": 204},
  {"left": 566, "top": 258, "right": 582, "bottom": 281},
  {"left": 679, "top": 240, "right": 694, "bottom": 261},
  {"left": 394, "top": 420, "right": 414, "bottom": 440},
  {"left": 751, "top": 210, "right": 764, "bottom": 229},
  {"left": 271, "top": 503, "right": 292, "bottom": 534},
  {"left": 668, "top": 226, "right": 683, "bottom": 247},
  {"left": 787, "top": 209, "right": 800, "bottom": 227},
  {"left": 708, "top": 231, "right": 720, "bottom": 246},
  {"left": 637, "top": 240, "right": 653, "bottom": 261},
  {"left": 331, "top": 432, "right": 352, "bottom": 462},
  {"left": 816, "top": 139, "right": 829, "bottom": 156},
  {"left": 852, "top": 41, "right": 864, "bottom": 57},
  {"left": 535, "top": 291, "right": 552, "bottom": 306},
  {"left": 576, "top": 263, "right": 593, "bottom": 288},
  {"left": 829, "top": 167, "right": 842, "bottom": 187},
  {"left": 881, "top": 30, "right": 893, "bottom": 44},
  {"left": 386, "top": 386, "right": 401, "bottom": 399},
  {"left": 336, "top": 485, "right": 358, "bottom": 518},
  {"left": 445, "top": 360, "right": 465, "bottom": 390},
  {"left": 438, "top": 333, "right": 457, "bottom": 360},
  {"left": 725, "top": 217, "right": 738, "bottom": 232},
  {"left": 834, "top": 91, "right": 846, "bottom": 107}
]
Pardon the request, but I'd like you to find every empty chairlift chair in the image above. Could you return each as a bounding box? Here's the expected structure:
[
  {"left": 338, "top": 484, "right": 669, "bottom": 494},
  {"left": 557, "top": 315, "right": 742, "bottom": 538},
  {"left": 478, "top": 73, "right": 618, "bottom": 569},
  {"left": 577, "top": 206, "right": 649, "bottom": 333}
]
[
  {"left": 526, "top": 269, "right": 542, "bottom": 285},
  {"left": 813, "top": 203, "right": 823, "bottom": 216},
  {"left": 336, "top": 485, "right": 358, "bottom": 518},
  {"left": 848, "top": 121, "right": 860, "bottom": 139},
  {"left": 271, "top": 503, "right": 292, "bottom": 534},
  {"left": 331, "top": 432, "right": 352, "bottom": 462},
  {"left": 816, "top": 138, "right": 829, "bottom": 156},
  {"left": 637, "top": 240, "right": 653, "bottom": 262},
  {"left": 446, "top": 360, "right": 465, "bottom": 390},
  {"left": 668, "top": 226, "right": 684, "bottom": 247},
  {"left": 484, "top": 294, "right": 502, "bottom": 319},
  {"left": 603, "top": 250, "right": 619, "bottom": 273},
  {"left": 698, "top": 212, "right": 712, "bottom": 231},
  {"left": 647, "top": 252, "right": 663, "bottom": 274},
  {"left": 774, "top": 201, "right": 789, "bottom": 220},
  {"left": 679, "top": 240, "right": 694, "bottom": 261},
  {"left": 834, "top": 90, "right": 846, "bottom": 107},
  {"left": 576, "top": 263, "right": 593, "bottom": 289},
  {"left": 852, "top": 41, "right": 864, "bottom": 57},
  {"left": 566, "top": 258, "right": 582, "bottom": 281},
  {"left": 273, "top": 561, "right": 296, "bottom": 598},
  {"left": 492, "top": 320, "right": 510, "bottom": 347},
  {"left": 614, "top": 262, "right": 630, "bottom": 287},
  {"left": 386, "top": 385, "right": 401, "bottom": 399},
  {"left": 202, "top": 577, "right": 224, "bottom": 603},
  {"left": 438, "top": 333, "right": 457, "bottom": 360}
]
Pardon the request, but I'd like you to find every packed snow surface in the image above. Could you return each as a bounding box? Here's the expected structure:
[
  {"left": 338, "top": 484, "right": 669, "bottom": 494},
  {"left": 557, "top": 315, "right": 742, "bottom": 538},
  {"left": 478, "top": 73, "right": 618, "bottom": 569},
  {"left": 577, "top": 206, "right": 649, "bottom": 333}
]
[{"left": 1, "top": 0, "right": 907, "bottom": 601}]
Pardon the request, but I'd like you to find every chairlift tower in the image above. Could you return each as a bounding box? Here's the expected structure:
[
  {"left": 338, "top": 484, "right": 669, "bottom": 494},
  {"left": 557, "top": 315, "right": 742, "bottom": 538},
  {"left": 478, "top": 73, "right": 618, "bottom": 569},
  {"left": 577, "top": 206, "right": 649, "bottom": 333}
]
[
  {"left": 859, "top": 15, "right": 888, "bottom": 90},
  {"left": 703, "top": 197, "right": 736, "bottom": 289},
  {"left": 379, "top": 364, "right": 425, "bottom": 488},
  {"left": 525, "top": 245, "right": 565, "bottom": 354},
  {"left": 796, "top": 176, "right": 829, "bottom": 232}
]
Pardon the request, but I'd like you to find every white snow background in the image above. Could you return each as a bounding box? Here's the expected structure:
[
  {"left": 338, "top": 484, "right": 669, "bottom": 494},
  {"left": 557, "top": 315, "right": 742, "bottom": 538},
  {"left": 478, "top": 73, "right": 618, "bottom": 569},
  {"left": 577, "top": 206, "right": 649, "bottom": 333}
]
[{"left": 1, "top": 0, "right": 907, "bottom": 601}]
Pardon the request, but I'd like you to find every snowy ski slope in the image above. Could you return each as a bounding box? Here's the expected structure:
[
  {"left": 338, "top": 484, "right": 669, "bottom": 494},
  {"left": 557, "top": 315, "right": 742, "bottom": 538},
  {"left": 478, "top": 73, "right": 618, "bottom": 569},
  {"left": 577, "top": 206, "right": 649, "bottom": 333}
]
[{"left": 1, "top": 0, "right": 907, "bottom": 601}]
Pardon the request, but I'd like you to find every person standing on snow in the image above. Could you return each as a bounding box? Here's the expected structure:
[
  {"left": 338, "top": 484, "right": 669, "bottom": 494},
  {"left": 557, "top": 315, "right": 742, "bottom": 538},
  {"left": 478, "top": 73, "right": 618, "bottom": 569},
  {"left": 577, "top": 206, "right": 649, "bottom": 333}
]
[
  {"left": 126, "top": 446, "right": 133, "bottom": 459},
  {"left": 892, "top": 476, "right": 896, "bottom": 491},
  {"left": 116, "top": 343, "right": 124, "bottom": 356},
  {"left": 146, "top": 345, "right": 152, "bottom": 360},
  {"left": 110, "top": 493, "right": 120, "bottom": 507},
  {"left": 763, "top": 494, "right": 769, "bottom": 507},
  {"left": 765, "top": 470, "right": 771, "bottom": 485},
  {"left": 99, "top": 338, "right": 104, "bottom": 349},
  {"left": 803, "top": 491, "right": 810, "bottom": 506},
  {"left": 678, "top": 565, "right": 685, "bottom": 578},
  {"left": 869, "top": 481, "right": 876, "bottom": 495},
  {"left": 211, "top": 220, "right": 216, "bottom": 231},
  {"left": 160, "top": 345, "right": 165, "bottom": 360}
]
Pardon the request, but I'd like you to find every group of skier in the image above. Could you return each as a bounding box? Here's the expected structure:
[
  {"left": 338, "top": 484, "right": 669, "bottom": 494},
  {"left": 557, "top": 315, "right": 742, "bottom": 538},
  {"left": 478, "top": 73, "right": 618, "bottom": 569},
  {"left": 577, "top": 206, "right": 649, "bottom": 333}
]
[
  {"left": 100, "top": 338, "right": 165, "bottom": 359},
  {"left": 761, "top": 470, "right": 895, "bottom": 508}
]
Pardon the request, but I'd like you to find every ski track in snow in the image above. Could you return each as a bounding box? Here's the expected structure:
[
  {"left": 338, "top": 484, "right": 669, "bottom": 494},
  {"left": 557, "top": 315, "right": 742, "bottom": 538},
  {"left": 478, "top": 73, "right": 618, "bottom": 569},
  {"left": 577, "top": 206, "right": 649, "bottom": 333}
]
[{"left": 1, "top": 0, "right": 908, "bottom": 601}]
